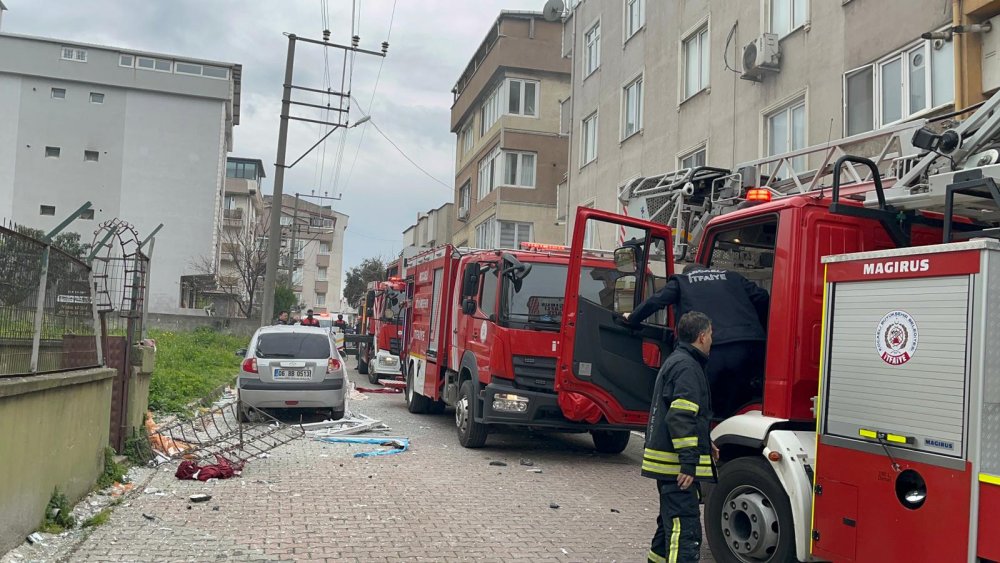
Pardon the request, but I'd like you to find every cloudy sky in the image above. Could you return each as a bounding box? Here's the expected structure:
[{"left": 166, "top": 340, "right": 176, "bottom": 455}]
[{"left": 3, "top": 0, "right": 549, "bottom": 276}]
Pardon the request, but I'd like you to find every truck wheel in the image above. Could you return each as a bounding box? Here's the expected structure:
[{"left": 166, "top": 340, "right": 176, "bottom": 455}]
[
  {"left": 706, "top": 457, "right": 798, "bottom": 563},
  {"left": 428, "top": 401, "right": 446, "bottom": 414},
  {"left": 405, "top": 369, "right": 431, "bottom": 414},
  {"left": 358, "top": 349, "right": 369, "bottom": 375},
  {"left": 456, "top": 381, "right": 488, "bottom": 448},
  {"left": 590, "top": 430, "right": 630, "bottom": 454}
]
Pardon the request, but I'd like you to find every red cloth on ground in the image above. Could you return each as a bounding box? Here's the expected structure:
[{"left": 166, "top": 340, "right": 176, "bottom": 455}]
[{"left": 174, "top": 456, "right": 243, "bottom": 481}]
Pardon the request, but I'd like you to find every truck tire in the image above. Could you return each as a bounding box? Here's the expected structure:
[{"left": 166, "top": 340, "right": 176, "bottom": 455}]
[
  {"left": 456, "top": 380, "right": 488, "bottom": 448},
  {"left": 358, "top": 347, "right": 369, "bottom": 375},
  {"left": 590, "top": 430, "right": 630, "bottom": 454},
  {"left": 428, "top": 400, "right": 446, "bottom": 414},
  {"left": 405, "top": 368, "right": 432, "bottom": 414},
  {"left": 706, "top": 457, "right": 799, "bottom": 563}
]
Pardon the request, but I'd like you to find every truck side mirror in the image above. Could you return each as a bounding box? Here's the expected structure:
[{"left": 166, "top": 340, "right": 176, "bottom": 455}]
[
  {"left": 462, "top": 263, "right": 481, "bottom": 297},
  {"left": 614, "top": 246, "right": 639, "bottom": 274},
  {"left": 462, "top": 298, "right": 477, "bottom": 316}
]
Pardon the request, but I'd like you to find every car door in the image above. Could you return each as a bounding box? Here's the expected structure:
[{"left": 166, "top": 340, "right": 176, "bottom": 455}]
[{"left": 557, "top": 207, "right": 675, "bottom": 426}]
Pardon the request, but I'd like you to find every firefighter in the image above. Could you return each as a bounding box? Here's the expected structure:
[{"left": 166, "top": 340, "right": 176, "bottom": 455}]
[
  {"left": 623, "top": 263, "right": 769, "bottom": 417},
  {"left": 300, "top": 309, "right": 320, "bottom": 327},
  {"left": 333, "top": 314, "right": 348, "bottom": 331},
  {"left": 643, "top": 311, "right": 717, "bottom": 563}
]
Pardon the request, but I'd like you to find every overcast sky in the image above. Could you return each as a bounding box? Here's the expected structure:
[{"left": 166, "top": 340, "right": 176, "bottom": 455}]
[{"left": 3, "top": 0, "right": 550, "bottom": 278}]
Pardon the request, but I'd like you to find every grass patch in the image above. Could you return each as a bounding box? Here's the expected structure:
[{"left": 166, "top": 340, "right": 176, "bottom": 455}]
[
  {"left": 96, "top": 447, "right": 126, "bottom": 490},
  {"left": 39, "top": 488, "right": 75, "bottom": 533},
  {"left": 147, "top": 327, "right": 247, "bottom": 413},
  {"left": 81, "top": 508, "right": 112, "bottom": 528}
]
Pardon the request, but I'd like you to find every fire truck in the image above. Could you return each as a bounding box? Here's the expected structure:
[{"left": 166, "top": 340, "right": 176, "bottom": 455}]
[
  {"left": 402, "top": 241, "right": 664, "bottom": 452},
  {"left": 593, "top": 88, "right": 1000, "bottom": 562},
  {"left": 356, "top": 278, "right": 406, "bottom": 384}
]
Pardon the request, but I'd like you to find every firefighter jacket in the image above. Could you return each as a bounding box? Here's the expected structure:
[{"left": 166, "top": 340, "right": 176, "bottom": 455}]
[
  {"left": 628, "top": 268, "right": 769, "bottom": 345},
  {"left": 642, "top": 343, "right": 715, "bottom": 481}
]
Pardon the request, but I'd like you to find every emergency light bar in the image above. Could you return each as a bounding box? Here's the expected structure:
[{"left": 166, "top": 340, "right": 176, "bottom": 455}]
[
  {"left": 746, "top": 188, "right": 772, "bottom": 202},
  {"left": 520, "top": 242, "right": 569, "bottom": 251}
]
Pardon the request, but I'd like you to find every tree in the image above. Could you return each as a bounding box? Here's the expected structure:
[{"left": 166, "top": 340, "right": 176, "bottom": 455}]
[
  {"left": 194, "top": 222, "right": 268, "bottom": 318},
  {"left": 343, "top": 256, "right": 387, "bottom": 307},
  {"left": 273, "top": 285, "right": 297, "bottom": 318}
]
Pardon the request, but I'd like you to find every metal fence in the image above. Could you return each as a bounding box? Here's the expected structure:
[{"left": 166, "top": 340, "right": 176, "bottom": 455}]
[{"left": 0, "top": 223, "right": 101, "bottom": 376}]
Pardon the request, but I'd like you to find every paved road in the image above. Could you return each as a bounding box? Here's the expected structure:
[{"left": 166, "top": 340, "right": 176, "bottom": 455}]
[{"left": 63, "top": 366, "right": 715, "bottom": 562}]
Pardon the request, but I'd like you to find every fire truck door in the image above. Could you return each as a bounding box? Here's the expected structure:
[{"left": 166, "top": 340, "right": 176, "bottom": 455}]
[{"left": 558, "top": 208, "right": 675, "bottom": 423}]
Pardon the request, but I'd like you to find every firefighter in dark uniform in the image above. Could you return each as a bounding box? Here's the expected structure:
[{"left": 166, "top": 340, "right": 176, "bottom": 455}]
[
  {"left": 625, "top": 263, "right": 769, "bottom": 417},
  {"left": 644, "top": 311, "right": 717, "bottom": 563}
]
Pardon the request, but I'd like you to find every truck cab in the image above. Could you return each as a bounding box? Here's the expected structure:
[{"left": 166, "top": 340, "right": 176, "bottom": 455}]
[{"left": 357, "top": 279, "right": 406, "bottom": 384}]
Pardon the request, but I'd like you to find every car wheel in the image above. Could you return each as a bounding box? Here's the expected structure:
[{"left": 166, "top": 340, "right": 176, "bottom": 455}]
[
  {"left": 706, "top": 457, "right": 799, "bottom": 563},
  {"left": 456, "top": 380, "right": 488, "bottom": 448},
  {"left": 330, "top": 408, "right": 345, "bottom": 421},
  {"left": 367, "top": 366, "right": 380, "bottom": 385},
  {"left": 237, "top": 406, "right": 251, "bottom": 424},
  {"left": 405, "top": 368, "right": 432, "bottom": 414},
  {"left": 590, "top": 429, "right": 630, "bottom": 454}
]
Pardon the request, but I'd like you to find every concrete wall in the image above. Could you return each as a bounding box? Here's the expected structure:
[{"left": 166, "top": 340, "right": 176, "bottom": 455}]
[
  {"left": 0, "top": 368, "right": 116, "bottom": 554},
  {"left": 145, "top": 312, "right": 258, "bottom": 338}
]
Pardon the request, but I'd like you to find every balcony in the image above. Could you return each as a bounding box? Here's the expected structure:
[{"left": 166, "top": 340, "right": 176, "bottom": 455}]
[
  {"left": 223, "top": 208, "right": 244, "bottom": 227},
  {"left": 313, "top": 280, "right": 329, "bottom": 294},
  {"left": 316, "top": 254, "right": 330, "bottom": 268}
]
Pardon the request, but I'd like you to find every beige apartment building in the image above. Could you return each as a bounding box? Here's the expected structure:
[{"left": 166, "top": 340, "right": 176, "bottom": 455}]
[
  {"left": 402, "top": 202, "right": 453, "bottom": 249},
  {"left": 562, "top": 0, "right": 999, "bottom": 241},
  {"left": 450, "top": 11, "right": 570, "bottom": 249},
  {"left": 264, "top": 195, "right": 348, "bottom": 315},
  {"left": 213, "top": 157, "right": 266, "bottom": 317}
]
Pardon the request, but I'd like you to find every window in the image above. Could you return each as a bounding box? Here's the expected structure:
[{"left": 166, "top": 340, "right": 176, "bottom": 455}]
[
  {"left": 622, "top": 75, "right": 643, "bottom": 138},
  {"left": 679, "top": 145, "right": 707, "bottom": 169},
  {"left": 45, "top": 146, "right": 60, "bottom": 158},
  {"left": 119, "top": 54, "right": 134, "bottom": 67},
  {"left": 51, "top": 88, "right": 66, "bottom": 99},
  {"left": 226, "top": 160, "right": 259, "bottom": 180},
  {"left": 225, "top": 196, "right": 236, "bottom": 210},
  {"left": 317, "top": 267, "right": 328, "bottom": 282},
  {"left": 770, "top": 0, "right": 808, "bottom": 37},
  {"left": 683, "top": 25, "right": 709, "bottom": 99},
  {"left": 766, "top": 98, "right": 807, "bottom": 175},
  {"left": 175, "top": 62, "right": 202, "bottom": 75},
  {"left": 584, "top": 22, "right": 601, "bottom": 75},
  {"left": 280, "top": 216, "right": 293, "bottom": 226},
  {"left": 624, "top": 0, "right": 644, "bottom": 40},
  {"left": 40, "top": 205, "right": 56, "bottom": 216},
  {"left": 581, "top": 112, "right": 598, "bottom": 166},
  {"left": 61, "top": 47, "right": 87, "bottom": 62},
  {"left": 459, "top": 182, "right": 471, "bottom": 213},
  {"left": 845, "top": 37, "right": 954, "bottom": 134},
  {"left": 706, "top": 219, "right": 778, "bottom": 295},
  {"left": 481, "top": 85, "right": 502, "bottom": 135},
  {"left": 476, "top": 216, "right": 497, "bottom": 248},
  {"left": 503, "top": 152, "right": 536, "bottom": 188},
  {"left": 316, "top": 293, "right": 326, "bottom": 306},
  {"left": 507, "top": 79, "right": 538, "bottom": 117},
  {"left": 84, "top": 150, "right": 99, "bottom": 162},
  {"left": 560, "top": 98, "right": 572, "bottom": 135},
  {"left": 480, "top": 266, "right": 499, "bottom": 315},
  {"left": 310, "top": 217, "right": 334, "bottom": 228},
  {"left": 499, "top": 221, "right": 532, "bottom": 249},
  {"left": 478, "top": 146, "right": 501, "bottom": 199},
  {"left": 90, "top": 92, "right": 104, "bottom": 104},
  {"left": 175, "top": 61, "right": 229, "bottom": 79},
  {"left": 292, "top": 268, "right": 304, "bottom": 287},
  {"left": 137, "top": 57, "right": 171, "bottom": 72},
  {"left": 202, "top": 65, "right": 229, "bottom": 79},
  {"left": 319, "top": 242, "right": 331, "bottom": 254},
  {"left": 461, "top": 124, "right": 473, "bottom": 157},
  {"left": 81, "top": 209, "right": 95, "bottom": 220}
]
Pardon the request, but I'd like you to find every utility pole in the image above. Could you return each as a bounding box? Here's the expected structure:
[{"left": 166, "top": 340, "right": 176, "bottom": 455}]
[{"left": 258, "top": 31, "right": 386, "bottom": 327}]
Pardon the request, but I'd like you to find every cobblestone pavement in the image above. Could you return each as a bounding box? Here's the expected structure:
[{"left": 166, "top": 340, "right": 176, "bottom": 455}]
[{"left": 52, "top": 366, "right": 716, "bottom": 562}]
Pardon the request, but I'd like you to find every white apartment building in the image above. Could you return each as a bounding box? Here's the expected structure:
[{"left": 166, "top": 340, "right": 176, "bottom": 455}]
[{"left": 0, "top": 32, "right": 240, "bottom": 313}]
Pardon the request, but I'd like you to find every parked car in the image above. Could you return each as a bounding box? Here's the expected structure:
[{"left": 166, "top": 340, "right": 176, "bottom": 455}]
[{"left": 237, "top": 325, "right": 346, "bottom": 421}]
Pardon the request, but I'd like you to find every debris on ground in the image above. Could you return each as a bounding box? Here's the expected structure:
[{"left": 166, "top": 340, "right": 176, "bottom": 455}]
[
  {"left": 303, "top": 412, "right": 390, "bottom": 438},
  {"left": 314, "top": 436, "right": 410, "bottom": 457},
  {"left": 354, "top": 386, "right": 402, "bottom": 394},
  {"left": 189, "top": 494, "right": 212, "bottom": 503},
  {"left": 610, "top": 508, "right": 621, "bottom": 513},
  {"left": 489, "top": 461, "right": 507, "bottom": 467},
  {"left": 109, "top": 482, "right": 134, "bottom": 498},
  {"left": 141, "top": 513, "right": 155, "bottom": 521},
  {"left": 175, "top": 455, "right": 243, "bottom": 481},
  {"left": 519, "top": 459, "right": 534, "bottom": 466},
  {"left": 527, "top": 468, "right": 543, "bottom": 474},
  {"left": 25, "top": 533, "right": 43, "bottom": 545},
  {"left": 549, "top": 503, "right": 560, "bottom": 509}
]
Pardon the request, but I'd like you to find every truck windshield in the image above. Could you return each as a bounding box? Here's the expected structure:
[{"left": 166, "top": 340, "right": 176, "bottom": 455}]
[
  {"left": 502, "top": 263, "right": 623, "bottom": 330},
  {"left": 380, "top": 290, "right": 404, "bottom": 323}
]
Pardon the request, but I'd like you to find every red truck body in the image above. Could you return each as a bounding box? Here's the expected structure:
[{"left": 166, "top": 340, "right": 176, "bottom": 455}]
[{"left": 356, "top": 279, "right": 406, "bottom": 383}]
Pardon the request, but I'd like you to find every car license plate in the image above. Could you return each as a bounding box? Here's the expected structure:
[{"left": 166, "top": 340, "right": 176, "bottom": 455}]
[{"left": 274, "top": 369, "right": 311, "bottom": 380}]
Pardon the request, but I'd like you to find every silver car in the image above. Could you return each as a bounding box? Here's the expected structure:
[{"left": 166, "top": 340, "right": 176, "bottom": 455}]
[{"left": 237, "top": 326, "right": 346, "bottom": 421}]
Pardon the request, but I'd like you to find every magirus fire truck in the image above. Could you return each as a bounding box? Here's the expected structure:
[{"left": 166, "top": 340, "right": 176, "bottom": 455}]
[
  {"left": 356, "top": 278, "right": 406, "bottom": 384},
  {"left": 600, "top": 88, "right": 1000, "bottom": 561},
  {"left": 402, "top": 240, "right": 667, "bottom": 452}
]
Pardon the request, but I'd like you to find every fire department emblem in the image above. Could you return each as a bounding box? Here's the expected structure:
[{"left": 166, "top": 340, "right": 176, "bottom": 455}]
[{"left": 875, "top": 310, "right": 918, "bottom": 366}]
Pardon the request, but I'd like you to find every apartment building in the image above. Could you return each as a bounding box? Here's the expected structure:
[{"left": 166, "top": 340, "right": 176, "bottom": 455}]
[
  {"left": 264, "top": 195, "right": 348, "bottom": 315},
  {"left": 402, "top": 202, "right": 453, "bottom": 249},
  {"left": 450, "top": 11, "right": 570, "bottom": 249},
  {"left": 562, "top": 0, "right": 1000, "bottom": 242},
  {"left": 0, "top": 31, "right": 241, "bottom": 313},
  {"left": 209, "top": 157, "right": 266, "bottom": 317}
]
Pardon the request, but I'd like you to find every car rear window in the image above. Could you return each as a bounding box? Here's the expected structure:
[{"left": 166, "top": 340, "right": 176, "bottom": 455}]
[{"left": 255, "top": 333, "right": 330, "bottom": 359}]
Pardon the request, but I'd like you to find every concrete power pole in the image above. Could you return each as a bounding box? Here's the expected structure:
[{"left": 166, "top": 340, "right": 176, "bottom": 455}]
[{"left": 259, "top": 34, "right": 297, "bottom": 326}]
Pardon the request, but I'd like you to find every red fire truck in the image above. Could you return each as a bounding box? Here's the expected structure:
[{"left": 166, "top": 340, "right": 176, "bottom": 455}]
[
  {"left": 356, "top": 278, "right": 406, "bottom": 384},
  {"left": 402, "top": 238, "right": 671, "bottom": 452},
  {"left": 587, "top": 89, "right": 1000, "bottom": 561}
]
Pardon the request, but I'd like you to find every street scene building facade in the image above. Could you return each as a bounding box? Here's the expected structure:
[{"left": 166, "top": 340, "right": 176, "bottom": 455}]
[
  {"left": 450, "top": 11, "right": 570, "bottom": 249},
  {"left": 561, "top": 0, "right": 998, "bottom": 241},
  {"left": 0, "top": 32, "right": 241, "bottom": 313}
]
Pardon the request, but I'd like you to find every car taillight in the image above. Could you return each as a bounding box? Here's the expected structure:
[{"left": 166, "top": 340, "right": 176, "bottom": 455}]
[
  {"left": 242, "top": 357, "right": 257, "bottom": 373},
  {"left": 327, "top": 358, "right": 342, "bottom": 373}
]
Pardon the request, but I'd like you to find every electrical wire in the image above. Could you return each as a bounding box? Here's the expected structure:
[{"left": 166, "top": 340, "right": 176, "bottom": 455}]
[
  {"left": 362, "top": 113, "right": 453, "bottom": 192},
  {"left": 328, "top": 0, "right": 358, "bottom": 196}
]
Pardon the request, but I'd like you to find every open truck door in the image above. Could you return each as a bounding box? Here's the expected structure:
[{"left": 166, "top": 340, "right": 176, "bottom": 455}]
[{"left": 558, "top": 207, "right": 675, "bottom": 427}]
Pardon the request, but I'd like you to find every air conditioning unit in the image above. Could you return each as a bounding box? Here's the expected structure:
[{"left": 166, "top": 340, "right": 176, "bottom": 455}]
[
  {"left": 457, "top": 207, "right": 469, "bottom": 221},
  {"left": 741, "top": 33, "right": 781, "bottom": 82}
]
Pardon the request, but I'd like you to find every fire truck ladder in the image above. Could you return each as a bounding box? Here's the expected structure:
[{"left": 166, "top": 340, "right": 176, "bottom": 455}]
[{"left": 619, "top": 120, "right": 927, "bottom": 261}]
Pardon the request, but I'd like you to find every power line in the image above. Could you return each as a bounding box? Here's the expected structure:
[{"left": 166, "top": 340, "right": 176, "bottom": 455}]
[{"left": 366, "top": 117, "right": 453, "bottom": 192}]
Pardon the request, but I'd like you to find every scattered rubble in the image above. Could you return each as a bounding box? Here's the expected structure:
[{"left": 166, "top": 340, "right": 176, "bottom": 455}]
[
  {"left": 550, "top": 503, "right": 560, "bottom": 509},
  {"left": 314, "top": 436, "right": 410, "bottom": 458},
  {"left": 519, "top": 459, "right": 534, "bottom": 466},
  {"left": 489, "top": 461, "right": 507, "bottom": 467}
]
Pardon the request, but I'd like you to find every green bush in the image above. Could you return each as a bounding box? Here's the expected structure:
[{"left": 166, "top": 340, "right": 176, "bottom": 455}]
[
  {"left": 96, "top": 447, "right": 125, "bottom": 490},
  {"left": 39, "top": 488, "right": 75, "bottom": 533},
  {"left": 147, "top": 327, "right": 247, "bottom": 413}
]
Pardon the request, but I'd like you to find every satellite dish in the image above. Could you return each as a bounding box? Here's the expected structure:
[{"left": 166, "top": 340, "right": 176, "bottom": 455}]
[{"left": 542, "top": 0, "right": 565, "bottom": 22}]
